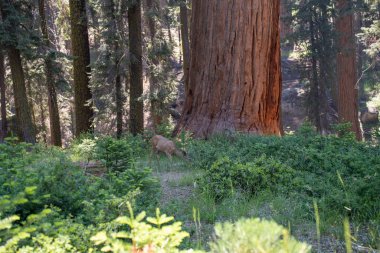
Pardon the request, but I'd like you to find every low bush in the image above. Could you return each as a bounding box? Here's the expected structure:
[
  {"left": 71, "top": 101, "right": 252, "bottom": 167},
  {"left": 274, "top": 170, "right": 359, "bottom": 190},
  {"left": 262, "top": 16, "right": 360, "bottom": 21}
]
[
  {"left": 0, "top": 138, "right": 159, "bottom": 223},
  {"left": 190, "top": 130, "right": 380, "bottom": 220}
]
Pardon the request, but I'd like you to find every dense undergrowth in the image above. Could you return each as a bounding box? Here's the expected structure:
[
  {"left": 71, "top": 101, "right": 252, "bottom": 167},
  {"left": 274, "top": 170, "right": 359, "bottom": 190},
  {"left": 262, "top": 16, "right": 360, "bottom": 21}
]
[{"left": 0, "top": 125, "right": 379, "bottom": 252}]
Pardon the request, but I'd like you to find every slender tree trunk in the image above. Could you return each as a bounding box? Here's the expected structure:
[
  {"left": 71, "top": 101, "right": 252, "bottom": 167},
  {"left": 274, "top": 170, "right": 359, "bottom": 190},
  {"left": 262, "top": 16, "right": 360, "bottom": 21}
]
[
  {"left": 38, "top": 85, "right": 48, "bottom": 144},
  {"left": 69, "top": 0, "right": 94, "bottom": 137},
  {"left": 0, "top": 50, "right": 6, "bottom": 141},
  {"left": 145, "top": 0, "right": 163, "bottom": 130},
  {"left": 175, "top": 0, "right": 282, "bottom": 138},
  {"left": 39, "top": 0, "right": 62, "bottom": 146},
  {"left": 336, "top": 0, "right": 362, "bottom": 140},
  {"left": 179, "top": 0, "right": 190, "bottom": 92},
  {"left": 309, "top": 10, "right": 322, "bottom": 132},
  {"left": 128, "top": 0, "right": 144, "bottom": 135}
]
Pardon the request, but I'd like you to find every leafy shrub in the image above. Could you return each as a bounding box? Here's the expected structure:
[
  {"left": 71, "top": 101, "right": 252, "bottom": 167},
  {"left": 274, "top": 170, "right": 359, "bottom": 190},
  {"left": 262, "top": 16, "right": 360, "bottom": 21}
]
[
  {"left": 209, "top": 218, "right": 311, "bottom": 253},
  {"left": 198, "top": 156, "right": 295, "bottom": 201},
  {"left": 91, "top": 204, "right": 194, "bottom": 253},
  {"left": 191, "top": 133, "right": 380, "bottom": 220},
  {"left": 0, "top": 140, "right": 159, "bottom": 223}
]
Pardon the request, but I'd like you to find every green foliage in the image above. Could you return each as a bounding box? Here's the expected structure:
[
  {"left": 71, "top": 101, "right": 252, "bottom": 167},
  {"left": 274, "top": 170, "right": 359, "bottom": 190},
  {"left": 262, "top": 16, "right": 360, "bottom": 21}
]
[
  {"left": 198, "top": 156, "right": 295, "bottom": 201},
  {"left": 92, "top": 203, "right": 191, "bottom": 253},
  {"left": 0, "top": 139, "right": 159, "bottom": 223},
  {"left": 209, "top": 218, "right": 311, "bottom": 253},
  {"left": 191, "top": 133, "right": 380, "bottom": 221}
]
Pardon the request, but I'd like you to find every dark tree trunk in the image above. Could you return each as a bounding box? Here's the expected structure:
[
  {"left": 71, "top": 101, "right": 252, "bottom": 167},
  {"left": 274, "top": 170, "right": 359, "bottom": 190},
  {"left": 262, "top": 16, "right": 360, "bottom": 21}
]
[
  {"left": 128, "top": 0, "right": 144, "bottom": 135},
  {"left": 145, "top": 0, "right": 163, "bottom": 130},
  {"left": 175, "top": 0, "right": 282, "bottom": 138},
  {"left": 7, "top": 48, "right": 36, "bottom": 143},
  {"left": 336, "top": 0, "right": 362, "bottom": 140},
  {"left": 102, "top": 0, "right": 123, "bottom": 137},
  {"left": 38, "top": 85, "right": 48, "bottom": 144},
  {"left": 0, "top": 50, "right": 6, "bottom": 141},
  {"left": 39, "top": 0, "right": 62, "bottom": 146},
  {"left": 69, "top": 0, "right": 94, "bottom": 137},
  {"left": 179, "top": 0, "right": 190, "bottom": 92}
]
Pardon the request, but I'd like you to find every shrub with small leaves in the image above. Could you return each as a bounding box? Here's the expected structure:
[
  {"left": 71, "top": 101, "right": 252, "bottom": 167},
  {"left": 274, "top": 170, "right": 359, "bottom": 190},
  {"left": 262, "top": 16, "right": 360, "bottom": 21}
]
[{"left": 209, "top": 218, "right": 311, "bottom": 253}]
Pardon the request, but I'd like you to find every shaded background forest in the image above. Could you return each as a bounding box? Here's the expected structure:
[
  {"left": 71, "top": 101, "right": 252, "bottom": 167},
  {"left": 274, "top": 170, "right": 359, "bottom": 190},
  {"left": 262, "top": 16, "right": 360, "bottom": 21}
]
[{"left": 0, "top": 0, "right": 380, "bottom": 145}]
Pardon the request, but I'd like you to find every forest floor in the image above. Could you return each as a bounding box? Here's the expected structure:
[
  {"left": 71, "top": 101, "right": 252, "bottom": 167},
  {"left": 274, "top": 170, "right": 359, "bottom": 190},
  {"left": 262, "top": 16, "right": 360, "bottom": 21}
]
[{"left": 142, "top": 157, "right": 364, "bottom": 253}]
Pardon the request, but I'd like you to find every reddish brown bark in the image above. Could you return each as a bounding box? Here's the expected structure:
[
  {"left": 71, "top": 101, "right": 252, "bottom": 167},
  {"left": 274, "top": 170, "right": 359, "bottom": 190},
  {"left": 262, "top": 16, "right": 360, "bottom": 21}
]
[
  {"left": 175, "top": 0, "right": 282, "bottom": 138},
  {"left": 69, "top": 0, "right": 94, "bottom": 137},
  {"left": 336, "top": 0, "right": 362, "bottom": 140}
]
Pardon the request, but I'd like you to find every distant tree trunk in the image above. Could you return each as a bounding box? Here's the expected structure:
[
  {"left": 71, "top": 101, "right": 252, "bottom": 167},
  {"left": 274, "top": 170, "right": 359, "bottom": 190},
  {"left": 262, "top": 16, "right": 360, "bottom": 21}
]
[
  {"left": 179, "top": 0, "right": 190, "bottom": 92},
  {"left": 128, "top": 0, "right": 144, "bottom": 135},
  {"left": 0, "top": 50, "right": 6, "bottom": 141},
  {"left": 69, "top": 0, "right": 94, "bottom": 137},
  {"left": 38, "top": 85, "right": 48, "bottom": 144},
  {"left": 6, "top": 48, "right": 36, "bottom": 143},
  {"left": 336, "top": 0, "right": 362, "bottom": 140},
  {"left": 102, "top": 0, "right": 123, "bottom": 138},
  {"left": 145, "top": 0, "right": 163, "bottom": 130},
  {"left": 280, "top": 0, "right": 292, "bottom": 41},
  {"left": 175, "top": 0, "right": 282, "bottom": 138},
  {"left": 39, "top": 0, "right": 62, "bottom": 146}
]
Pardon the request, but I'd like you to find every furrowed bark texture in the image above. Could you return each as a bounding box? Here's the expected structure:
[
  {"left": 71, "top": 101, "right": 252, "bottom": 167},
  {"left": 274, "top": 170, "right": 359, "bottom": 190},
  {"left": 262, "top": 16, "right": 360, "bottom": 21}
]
[
  {"left": 69, "top": 0, "right": 93, "bottom": 137},
  {"left": 336, "top": 0, "right": 362, "bottom": 140},
  {"left": 176, "top": 0, "right": 282, "bottom": 138},
  {"left": 128, "top": 0, "right": 144, "bottom": 135},
  {"left": 39, "top": 0, "right": 62, "bottom": 146}
]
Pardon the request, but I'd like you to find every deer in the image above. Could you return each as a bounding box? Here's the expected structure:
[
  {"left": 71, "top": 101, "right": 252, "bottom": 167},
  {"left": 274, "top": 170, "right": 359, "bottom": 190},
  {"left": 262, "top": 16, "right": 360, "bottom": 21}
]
[
  {"left": 151, "top": 135, "right": 187, "bottom": 159},
  {"left": 150, "top": 135, "right": 187, "bottom": 169}
]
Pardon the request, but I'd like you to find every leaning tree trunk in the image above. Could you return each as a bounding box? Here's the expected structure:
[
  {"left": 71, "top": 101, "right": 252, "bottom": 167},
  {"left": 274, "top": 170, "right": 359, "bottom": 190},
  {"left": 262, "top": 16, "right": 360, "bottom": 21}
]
[
  {"left": 39, "top": 0, "right": 62, "bottom": 146},
  {"left": 336, "top": 0, "right": 362, "bottom": 140},
  {"left": 69, "top": 0, "right": 93, "bottom": 137},
  {"left": 0, "top": 50, "right": 6, "bottom": 141},
  {"left": 128, "top": 0, "right": 144, "bottom": 135},
  {"left": 7, "top": 48, "right": 36, "bottom": 143},
  {"left": 175, "top": 0, "right": 282, "bottom": 138}
]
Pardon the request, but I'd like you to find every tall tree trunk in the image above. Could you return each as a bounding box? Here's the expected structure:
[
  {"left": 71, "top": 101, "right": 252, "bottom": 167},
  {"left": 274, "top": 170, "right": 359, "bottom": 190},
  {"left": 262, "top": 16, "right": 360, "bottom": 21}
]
[
  {"left": 38, "top": 85, "right": 48, "bottom": 144},
  {"left": 179, "top": 0, "right": 190, "bottom": 93},
  {"left": 0, "top": 50, "right": 6, "bottom": 141},
  {"left": 69, "top": 0, "right": 94, "bottom": 137},
  {"left": 145, "top": 0, "right": 162, "bottom": 130},
  {"left": 175, "top": 0, "right": 282, "bottom": 138},
  {"left": 1, "top": 0, "right": 36, "bottom": 143},
  {"left": 39, "top": 0, "right": 62, "bottom": 146},
  {"left": 128, "top": 0, "right": 144, "bottom": 135},
  {"left": 309, "top": 10, "right": 322, "bottom": 132},
  {"left": 336, "top": 0, "right": 362, "bottom": 140},
  {"left": 6, "top": 48, "right": 36, "bottom": 143}
]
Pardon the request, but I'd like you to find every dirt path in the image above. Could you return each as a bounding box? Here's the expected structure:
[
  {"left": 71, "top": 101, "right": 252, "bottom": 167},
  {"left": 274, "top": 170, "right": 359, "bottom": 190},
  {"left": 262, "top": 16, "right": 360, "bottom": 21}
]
[{"left": 155, "top": 170, "right": 194, "bottom": 206}]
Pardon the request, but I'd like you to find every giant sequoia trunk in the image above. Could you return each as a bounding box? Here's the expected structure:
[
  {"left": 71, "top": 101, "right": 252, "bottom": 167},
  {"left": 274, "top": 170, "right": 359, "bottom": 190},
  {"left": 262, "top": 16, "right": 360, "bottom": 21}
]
[
  {"left": 128, "top": 0, "right": 144, "bottom": 135},
  {"left": 39, "top": 0, "right": 62, "bottom": 146},
  {"left": 0, "top": 50, "right": 6, "bottom": 141},
  {"left": 336, "top": 0, "right": 362, "bottom": 140},
  {"left": 69, "top": 0, "right": 93, "bottom": 137},
  {"left": 175, "top": 0, "right": 282, "bottom": 138}
]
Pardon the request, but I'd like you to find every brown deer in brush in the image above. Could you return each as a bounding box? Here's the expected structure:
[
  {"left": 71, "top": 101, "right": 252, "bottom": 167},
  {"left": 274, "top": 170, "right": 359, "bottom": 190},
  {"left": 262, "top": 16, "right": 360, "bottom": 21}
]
[{"left": 150, "top": 135, "right": 187, "bottom": 160}]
